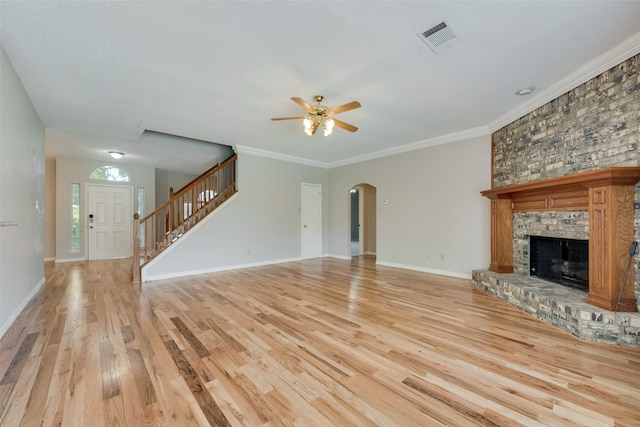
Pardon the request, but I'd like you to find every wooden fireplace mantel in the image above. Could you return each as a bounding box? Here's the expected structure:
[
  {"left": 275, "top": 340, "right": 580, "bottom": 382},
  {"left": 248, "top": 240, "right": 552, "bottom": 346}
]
[{"left": 481, "top": 167, "right": 640, "bottom": 312}]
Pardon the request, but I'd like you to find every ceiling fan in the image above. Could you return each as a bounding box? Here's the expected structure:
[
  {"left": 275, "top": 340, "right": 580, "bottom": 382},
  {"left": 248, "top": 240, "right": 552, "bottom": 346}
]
[{"left": 271, "top": 95, "right": 361, "bottom": 136}]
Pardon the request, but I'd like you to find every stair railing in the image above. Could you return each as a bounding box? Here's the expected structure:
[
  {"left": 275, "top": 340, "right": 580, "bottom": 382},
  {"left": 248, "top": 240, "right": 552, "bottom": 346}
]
[{"left": 133, "top": 153, "right": 237, "bottom": 283}]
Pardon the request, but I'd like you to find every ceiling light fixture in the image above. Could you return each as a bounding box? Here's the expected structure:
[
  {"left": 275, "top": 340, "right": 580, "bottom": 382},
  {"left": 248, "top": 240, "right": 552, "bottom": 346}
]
[
  {"left": 515, "top": 86, "right": 535, "bottom": 96},
  {"left": 273, "top": 95, "right": 360, "bottom": 136},
  {"left": 303, "top": 115, "right": 335, "bottom": 137},
  {"left": 108, "top": 151, "right": 124, "bottom": 159},
  {"left": 302, "top": 98, "right": 336, "bottom": 137}
]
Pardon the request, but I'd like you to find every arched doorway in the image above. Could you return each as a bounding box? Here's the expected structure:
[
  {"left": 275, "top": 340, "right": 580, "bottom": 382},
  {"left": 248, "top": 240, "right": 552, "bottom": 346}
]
[{"left": 349, "top": 184, "right": 376, "bottom": 258}]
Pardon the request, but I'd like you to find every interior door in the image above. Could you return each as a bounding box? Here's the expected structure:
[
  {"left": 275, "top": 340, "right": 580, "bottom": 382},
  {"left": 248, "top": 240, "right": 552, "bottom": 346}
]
[
  {"left": 87, "top": 184, "right": 132, "bottom": 260},
  {"left": 301, "top": 183, "right": 322, "bottom": 259}
]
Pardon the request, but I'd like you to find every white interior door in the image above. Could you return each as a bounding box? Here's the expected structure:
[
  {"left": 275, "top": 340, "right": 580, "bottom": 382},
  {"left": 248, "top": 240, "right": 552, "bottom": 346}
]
[
  {"left": 87, "top": 184, "right": 132, "bottom": 260},
  {"left": 301, "top": 183, "right": 322, "bottom": 259}
]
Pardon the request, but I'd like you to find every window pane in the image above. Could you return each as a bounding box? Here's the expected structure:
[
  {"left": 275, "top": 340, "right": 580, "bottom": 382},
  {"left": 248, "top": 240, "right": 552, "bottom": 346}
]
[
  {"left": 89, "top": 165, "right": 130, "bottom": 182},
  {"left": 137, "top": 187, "right": 145, "bottom": 217},
  {"left": 71, "top": 183, "right": 80, "bottom": 252},
  {"left": 137, "top": 187, "right": 145, "bottom": 247}
]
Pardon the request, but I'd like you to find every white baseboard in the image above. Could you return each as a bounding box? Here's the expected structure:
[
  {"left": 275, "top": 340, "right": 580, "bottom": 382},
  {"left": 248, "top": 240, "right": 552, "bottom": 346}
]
[
  {"left": 326, "top": 253, "right": 377, "bottom": 259},
  {"left": 55, "top": 256, "right": 86, "bottom": 263},
  {"left": 144, "top": 256, "right": 302, "bottom": 282},
  {"left": 0, "top": 276, "right": 46, "bottom": 340},
  {"left": 326, "top": 253, "right": 351, "bottom": 260},
  {"left": 375, "top": 261, "right": 472, "bottom": 280}
]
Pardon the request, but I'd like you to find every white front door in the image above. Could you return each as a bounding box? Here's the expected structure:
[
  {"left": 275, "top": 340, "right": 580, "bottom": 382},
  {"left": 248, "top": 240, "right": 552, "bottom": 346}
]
[
  {"left": 301, "top": 183, "right": 322, "bottom": 259},
  {"left": 87, "top": 184, "right": 132, "bottom": 260}
]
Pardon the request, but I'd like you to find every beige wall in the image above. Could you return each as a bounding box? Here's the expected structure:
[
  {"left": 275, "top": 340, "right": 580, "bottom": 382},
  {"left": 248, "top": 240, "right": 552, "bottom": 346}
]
[{"left": 329, "top": 134, "right": 492, "bottom": 279}]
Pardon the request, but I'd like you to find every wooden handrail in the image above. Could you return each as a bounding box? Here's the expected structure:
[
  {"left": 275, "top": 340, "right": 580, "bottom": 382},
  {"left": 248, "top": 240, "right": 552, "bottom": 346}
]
[
  {"left": 133, "top": 154, "right": 237, "bottom": 284},
  {"left": 140, "top": 154, "right": 237, "bottom": 224},
  {"left": 171, "top": 152, "right": 236, "bottom": 196}
]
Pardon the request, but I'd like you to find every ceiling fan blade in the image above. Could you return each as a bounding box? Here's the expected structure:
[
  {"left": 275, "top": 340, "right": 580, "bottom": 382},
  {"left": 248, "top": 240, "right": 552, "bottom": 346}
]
[
  {"left": 271, "top": 116, "right": 306, "bottom": 121},
  {"left": 327, "top": 100, "right": 361, "bottom": 115},
  {"left": 291, "top": 97, "right": 315, "bottom": 113},
  {"left": 333, "top": 118, "right": 358, "bottom": 132}
]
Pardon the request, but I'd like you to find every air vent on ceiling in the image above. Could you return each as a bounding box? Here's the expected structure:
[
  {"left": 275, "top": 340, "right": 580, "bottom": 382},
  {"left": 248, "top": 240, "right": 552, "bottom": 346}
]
[{"left": 418, "top": 19, "right": 460, "bottom": 53}]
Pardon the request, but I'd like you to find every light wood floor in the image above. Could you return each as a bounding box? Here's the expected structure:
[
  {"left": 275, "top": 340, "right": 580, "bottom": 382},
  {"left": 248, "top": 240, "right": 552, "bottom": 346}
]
[{"left": 1, "top": 257, "right": 640, "bottom": 426}]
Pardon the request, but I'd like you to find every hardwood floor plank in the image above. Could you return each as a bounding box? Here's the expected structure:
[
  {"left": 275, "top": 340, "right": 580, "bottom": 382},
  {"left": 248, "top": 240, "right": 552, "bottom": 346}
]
[
  {"left": 81, "top": 325, "right": 106, "bottom": 427},
  {"left": 170, "top": 317, "right": 211, "bottom": 358},
  {"left": 0, "top": 353, "right": 42, "bottom": 426},
  {"left": 2, "top": 258, "right": 640, "bottom": 425},
  {"left": 126, "top": 347, "right": 157, "bottom": 407},
  {"left": 0, "top": 333, "right": 38, "bottom": 385},
  {"left": 100, "top": 340, "right": 121, "bottom": 400},
  {"left": 164, "top": 339, "right": 231, "bottom": 427}
]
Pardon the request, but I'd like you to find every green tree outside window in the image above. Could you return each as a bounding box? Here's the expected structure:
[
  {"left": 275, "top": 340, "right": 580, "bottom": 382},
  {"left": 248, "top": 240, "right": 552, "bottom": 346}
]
[{"left": 90, "top": 166, "right": 130, "bottom": 182}]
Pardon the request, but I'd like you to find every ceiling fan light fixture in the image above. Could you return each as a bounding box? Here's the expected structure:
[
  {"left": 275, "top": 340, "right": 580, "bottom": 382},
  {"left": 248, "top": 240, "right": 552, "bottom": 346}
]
[
  {"left": 272, "top": 95, "right": 360, "bottom": 136},
  {"left": 303, "top": 117, "right": 313, "bottom": 135},
  {"left": 323, "top": 118, "right": 335, "bottom": 136}
]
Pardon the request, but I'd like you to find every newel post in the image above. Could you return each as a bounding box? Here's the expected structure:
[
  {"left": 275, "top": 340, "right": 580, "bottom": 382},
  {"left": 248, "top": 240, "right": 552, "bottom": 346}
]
[{"left": 133, "top": 213, "right": 141, "bottom": 285}]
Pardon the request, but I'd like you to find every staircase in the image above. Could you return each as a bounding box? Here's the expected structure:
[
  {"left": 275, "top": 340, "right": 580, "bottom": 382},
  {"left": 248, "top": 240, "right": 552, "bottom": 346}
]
[{"left": 133, "top": 154, "right": 237, "bottom": 283}]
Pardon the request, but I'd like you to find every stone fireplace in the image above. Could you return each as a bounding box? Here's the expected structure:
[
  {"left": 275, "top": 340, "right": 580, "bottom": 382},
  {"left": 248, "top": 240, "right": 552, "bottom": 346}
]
[
  {"left": 479, "top": 167, "right": 640, "bottom": 312},
  {"left": 473, "top": 167, "right": 640, "bottom": 347}
]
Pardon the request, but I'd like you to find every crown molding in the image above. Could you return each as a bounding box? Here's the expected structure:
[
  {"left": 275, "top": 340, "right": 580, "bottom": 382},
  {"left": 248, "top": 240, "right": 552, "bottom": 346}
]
[
  {"left": 238, "top": 125, "right": 491, "bottom": 170},
  {"left": 489, "top": 32, "right": 640, "bottom": 133},
  {"left": 235, "top": 144, "right": 329, "bottom": 169},
  {"left": 328, "top": 125, "right": 491, "bottom": 169}
]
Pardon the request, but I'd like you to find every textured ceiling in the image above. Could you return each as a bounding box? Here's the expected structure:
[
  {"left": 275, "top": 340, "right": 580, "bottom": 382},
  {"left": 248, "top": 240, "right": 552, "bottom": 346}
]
[{"left": 1, "top": 1, "right": 640, "bottom": 173}]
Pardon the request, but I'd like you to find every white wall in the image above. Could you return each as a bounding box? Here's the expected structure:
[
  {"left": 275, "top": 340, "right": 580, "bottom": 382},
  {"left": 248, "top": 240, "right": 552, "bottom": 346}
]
[
  {"left": 155, "top": 168, "right": 198, "bottom": 208},
  {"left": 329, "top": 135, "right": 492, "bottom": 278},
  {"left": 0, "top": 45, "right": 45, "bottom": 337},
  {"left": 144, "top": 151, "right": 329, "bottom": 280},
  {"left": 44, "top": 158, "right": 56, "bottom": 260},
  {"left": 54, "top": 157, "right": 156, "bottom": 261}
]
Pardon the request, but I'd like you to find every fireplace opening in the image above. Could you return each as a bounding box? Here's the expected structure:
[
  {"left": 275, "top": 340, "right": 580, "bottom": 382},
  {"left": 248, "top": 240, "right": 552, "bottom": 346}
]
[{"left": 529, "top": 236, "right": 589, "bottom": 292}]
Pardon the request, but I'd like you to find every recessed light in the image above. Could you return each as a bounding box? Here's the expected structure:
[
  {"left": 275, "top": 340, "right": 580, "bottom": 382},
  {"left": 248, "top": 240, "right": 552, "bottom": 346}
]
[
  {"left": 515, "top": 86, "right": 535, "bottom": 96},
  {"left": 108, "top": 151, "right": 124, "bottom": 159}
]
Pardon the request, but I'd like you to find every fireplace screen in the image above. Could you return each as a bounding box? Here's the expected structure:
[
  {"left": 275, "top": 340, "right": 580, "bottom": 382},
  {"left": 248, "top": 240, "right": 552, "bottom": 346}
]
[{"left": 529, "top": 236, "right": 589, "bottom": 291}]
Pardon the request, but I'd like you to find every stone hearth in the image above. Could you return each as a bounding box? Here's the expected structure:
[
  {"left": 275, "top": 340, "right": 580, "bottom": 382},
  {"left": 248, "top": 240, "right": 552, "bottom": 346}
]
[{"left": 473, "top": 270, "right": 640, "bottom": 348}]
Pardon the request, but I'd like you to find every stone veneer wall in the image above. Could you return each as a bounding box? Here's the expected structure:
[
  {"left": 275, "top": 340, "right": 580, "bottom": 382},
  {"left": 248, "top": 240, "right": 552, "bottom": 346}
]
[{"left": 492, "top": 53, "right": 640, "bottom": 297}]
